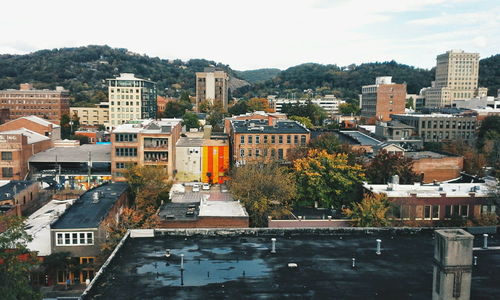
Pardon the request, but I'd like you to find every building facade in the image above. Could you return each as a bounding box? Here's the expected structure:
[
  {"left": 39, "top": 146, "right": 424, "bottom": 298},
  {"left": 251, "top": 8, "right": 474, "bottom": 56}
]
[
  {"left": 0, "top": 115, "right": 61, "bottom": 140},
  {"left": 424, "top": 50, "right": 488, "bottom": 108},
  {"left": 230, "top": 119, "right": 310, "bottom": 165},
  {"left": 70, "top": 102, "right": 109, "bottom": 128},
  {"left": 404, "top": 151, "right": 464, "bottom": 183},
  {"left": 196, "top": 68, "right": 229, "bottom": 112},
  {"left": 111, "top": 119, "right": 182, "bottom": 181},
  {"left": 107, "top": 74, "right": 157, "bottom": 128},
  {"left": 0, "top": 83, "right": 70, "bottom": 123},
  {"left": 361, "top": 77, "right": 406, "bottom": 124},
  {"left": 268, "top": 95, "right": 345, "bottom": 115}
]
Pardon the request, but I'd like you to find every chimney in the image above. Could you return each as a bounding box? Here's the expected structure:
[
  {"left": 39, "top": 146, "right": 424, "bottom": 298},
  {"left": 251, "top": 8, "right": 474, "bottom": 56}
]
[
  {"left": 392, "top": 175, "right": 399, "bottom": 185},
  {"left": 432, "top": 229, "right": 473, "bottom": 300},
  {"left": 203, "top": 125, "right": 212, "bottom": 139}
]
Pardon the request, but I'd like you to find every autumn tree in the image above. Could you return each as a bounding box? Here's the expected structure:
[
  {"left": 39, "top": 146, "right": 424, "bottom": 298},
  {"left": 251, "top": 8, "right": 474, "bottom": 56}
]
[
  {"left": 442, "top": 140, "right": 487, "bottom": 176},
  {"left": 289, "top": 116, "right": 314, "bottom": 129},
  {"left": 247, "top": 97, "right": 270, "bottom": 112},
  {"left": 198, "top": 100, "right": 213, "bottom": 113},
  {"left": 0, "top": 216, "right": 41, "bottom": 300},
  {"left": 206, "top": 102, "right": 225, "bottom": 131},
  {"left": 343, "top": 193, "right": 391, "bottom": 227},
  {"left": 228, "top": 163, "right": 296, "bottom": 227},
  {"left": 366, "top": 150, "right": 421, "bottom": 184},
  {"left": 293, "top": 150, "right": 365, "bottom": 209},
  {"left": 308, "top": 133, "right": 364, "bottom": 165},
  {"left": 124, "top": 165, "right": 172, "bottom": 210}
]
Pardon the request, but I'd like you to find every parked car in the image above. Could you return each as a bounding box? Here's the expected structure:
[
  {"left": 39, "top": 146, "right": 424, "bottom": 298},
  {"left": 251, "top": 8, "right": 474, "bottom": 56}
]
[
  {"left": 220, "top": 183, "right": 228, "bottom": 193},
  {"left": 202, "top": 183, "right": 210, "bottom": 190},
  {"left": 192, "top": 184, "right": 200, "bottom": 192}
]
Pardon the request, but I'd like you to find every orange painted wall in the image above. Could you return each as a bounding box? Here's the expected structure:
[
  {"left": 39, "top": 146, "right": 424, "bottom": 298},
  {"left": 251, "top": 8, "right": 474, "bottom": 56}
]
[{"left": 202, "top": 145, "right": 229, "bottom": 184}]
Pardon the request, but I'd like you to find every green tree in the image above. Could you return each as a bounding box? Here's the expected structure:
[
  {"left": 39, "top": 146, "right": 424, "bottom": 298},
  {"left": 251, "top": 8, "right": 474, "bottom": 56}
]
[
  {"left": 163, "top": 101, "right": 189, "bottom": 118},
  {"left": 206, "top": 102, "right": 225, "bottom": 131},
  {"left": 182, "top": 112, "right": 200, "bottom": 131},
  {"left": 228, "top": 100, "right": 249, "bottom": 115},
  {"left": 477, "top": 115, "right": 500, "bottom": 149},
  {"left": 293, "top": 149, "right": 365, "bottom": 209},
  {"left": 0, "top": 216, "right": 41, "bottom": 300},
  {"left": 289, "top": 116, "right": 313, "bottom": 129},
  {"left": 228, "top": 163, "right": 296, "bottom": 227},
  {"left": 343, "top": 193, "right": 391, "bottom": 227},
  {"left": 308, "top": 133, "right": 342, "bottom": 153},
  {"left": 60, "top": 114, "right": 71, "bottom": 139},
  {"left": 338, "top": 103, "right": 360, "bottom": 115},
  {"left": 124, "top": 165, "right": 172, "bottom": 210},
  {"left": 366, "top": 150, "right": 421, "bottom": 184}
]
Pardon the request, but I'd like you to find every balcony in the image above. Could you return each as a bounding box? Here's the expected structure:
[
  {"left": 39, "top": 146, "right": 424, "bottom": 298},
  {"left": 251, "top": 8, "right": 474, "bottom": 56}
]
[
  {"left": 144, "top": 151, "right": 168, "bottom": 163},
  {"left": 143, "top": 138, "right": 168, "bottom": 150}
]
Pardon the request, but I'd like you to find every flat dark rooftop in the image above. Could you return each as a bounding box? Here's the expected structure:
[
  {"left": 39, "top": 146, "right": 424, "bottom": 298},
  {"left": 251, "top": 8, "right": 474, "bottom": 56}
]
[
  {"left": 0, "top": 180, "right": 33, "bottom": 201},
  {"left": 232, "top": 119, "right": 309, "bottom": 134},
  {"left": 84, "top": 230, "right": 500, "bottom": 299},
  {"left": 51, "top": 182, "right": 128, "bottom": 229}
]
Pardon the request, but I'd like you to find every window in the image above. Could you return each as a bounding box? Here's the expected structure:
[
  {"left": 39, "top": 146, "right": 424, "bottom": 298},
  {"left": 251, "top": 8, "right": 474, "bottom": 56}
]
[
  {"left": 1, "top": 152, "right": 12, "bottom": 161},
  {"left": 240, "top": 149, "right": 244, "bottom": 157},
  {"left": 248, "top": 135, "right": 253, "bottom": 144},
  {"left": 300, "top": 135, "right": 307, "bottom": 146},
  {"left": 240, "top": 136, "right": 245, "bottom": 144},
  {"left": 2, "top": 167, "right": 13, "bottom": 178},
  {"left": 116, "top": 162, "right": 126, "bottom": 169},
  {"left": 271, "top": 135, "right": 276, "bottom": 144},
  {"left": 278, "top": 135, "right": 283, "bottom": 144},
  {"left": 248, "top": 149, "right": 252, "bottom": 157},
  {"left": 424, "top": 205, "right": 431, "bottom": 219},
  {"left": 271, "top": 149, "right": 276, "bottom": 158},
  {"left": 115, "top": 148, "right": 137, "bottom": 157},
  {"left": 460, "top": 205, "right": 468, "bottom": 217},
  {"left": 255, "top": 135, "right": 260, "bottom": 144},
  {"left": 56, "top": 232, "right": 94, "bottom": 246},
  {"left": 294, "top": 135, "right": 298, "bottom": 144},
  {"left": 401, "top": 205, "right": 411, "bottom": 219},
  {"left": 255, "top": 149, "right": 260, "bottom": 157},
  {"left": 286, "top": 135, "right": 291, "bottom": 144},
  {"left": 278, "top": 148, "right": 284, "bottom": 159},
  {"left": 432, "top": 205, "right": 440, "bottom": 220},
  {"left": 263, "top": 135, "right": 268, "bottom": 144},
  {"left": 445, "top": 205, "right": 452, "bottom": 219},
  {"left": 115, "top": 133, "right": 137, "bottom": 142}
]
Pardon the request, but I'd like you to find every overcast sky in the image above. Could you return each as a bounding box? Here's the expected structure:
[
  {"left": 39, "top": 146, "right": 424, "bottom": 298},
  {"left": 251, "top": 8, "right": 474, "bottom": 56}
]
[{"left": 1, "top": 0, "right": 498, "bottom": 70}]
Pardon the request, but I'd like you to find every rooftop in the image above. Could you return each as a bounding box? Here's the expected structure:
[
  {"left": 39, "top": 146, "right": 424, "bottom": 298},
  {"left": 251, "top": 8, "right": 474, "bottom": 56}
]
[
  {"left": 198, "top": 199, "right": 248, "bottom": 217},
  {"left": 0, "top": 180, "right": 35, "bottom": 202},
  {"left": 0, "top": 128, "right": 50, "bottom": 144},
  {"left": 1, "top": 115, "right": 60, "bottom": 128},
  {"left": 404, "top": 151, "right": 454, "bottom": 160},
  {"left": 82, "top": 228, "right": 500, "bottom": 300},
  {"left": 231, "top": 119, "right": 309, "bottom": 134},
  {"left": 339, "top": 131, "right": 382, "bottom": 146},
  {"left": 363, "top": 182, "right": 495, "bottom": 198},
  {"left": 392, "top": 113, "right": 475, "bottom": 118},
  {"left": 51, "top": 182, "right": 128, "bottom": 229},
  {"left": 29, "top": 144, "right": 111, "bottom": 163},
  {"left": 113, "top": 119, "right": 181, "bottom": 134}
]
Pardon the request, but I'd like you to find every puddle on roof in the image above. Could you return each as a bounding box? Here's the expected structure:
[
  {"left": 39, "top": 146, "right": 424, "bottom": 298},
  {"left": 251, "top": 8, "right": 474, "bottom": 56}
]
[{"left": 136, "top": 247, "right": 271, "bottom": 286}]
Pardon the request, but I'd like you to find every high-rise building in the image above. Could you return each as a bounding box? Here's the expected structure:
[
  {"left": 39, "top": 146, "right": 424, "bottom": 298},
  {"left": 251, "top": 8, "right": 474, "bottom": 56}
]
[
  {"left": 196, "top": 68, "right": 229, "bottom": 112},
  {"left": 360, "top": 76, "right": 406, "bottom": 124},
  {"left": 107, "top": 73, "right": 157, "bottom": 128},
  {"left": 0, "top": 84, "right": 70, "bottom": 123},
  {"left": 424, "top": 50, "right": 487, "bottom": 108}
]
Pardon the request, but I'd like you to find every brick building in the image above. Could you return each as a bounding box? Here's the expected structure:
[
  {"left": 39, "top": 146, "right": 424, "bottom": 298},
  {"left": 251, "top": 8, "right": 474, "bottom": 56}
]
[
  {"left": 0, "top": 129, "right": 53, "bottom": 180},
  {"left": 229, "top": 119, "right": 310, "bottom": 165},
  {"left": 224, "top": 111, "right": 287, "bottom": 134},
  {"left": 404, "top": 151, "right": 464, "bottom": 183},
  {"left": 0, "top": 84, "right": 70, "bottom": 123},
  {"left": 361, "top": 76, "right": 406, "bottom": 124},
  {"left": 111, "top": 119, "right": 182, "bottom": 181},
  {"left": 0, "top": 180, "right": 41, "bottom": 216},
  {"left": 0, "top": 115, "right": 61, "bottom": 140},
  {"left": 363, "top": 181, "right": 496, "bottom": 224}
]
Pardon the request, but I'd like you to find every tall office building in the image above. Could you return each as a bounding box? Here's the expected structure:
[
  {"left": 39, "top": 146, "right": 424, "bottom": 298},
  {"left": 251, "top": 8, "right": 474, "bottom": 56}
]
[
  {"left": 0, "top": 84, "right": 70, "bottom": 123},
  {"left": 360, "top": 76, "right": 406, "bottom": 124},
  {"left": 196, "top": 68, "right": 229, "bottom": 112},
  {"left": 424, "top": 50, "right": 487, "bottom": 108},
  {"left": 107, "top": 73, "right": 157, "bottom": 128}
]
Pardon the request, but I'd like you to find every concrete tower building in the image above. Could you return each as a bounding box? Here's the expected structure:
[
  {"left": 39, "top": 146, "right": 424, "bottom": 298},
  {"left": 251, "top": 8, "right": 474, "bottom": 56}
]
[
  {"left": 424, "top": 50, "right": 487, "bottom": 108},
  {"left": 196, "top": 68, "right": 229, "bottom": 112},
  {"left": 107, "top": 73, "right": 157, "bottom": 128}
]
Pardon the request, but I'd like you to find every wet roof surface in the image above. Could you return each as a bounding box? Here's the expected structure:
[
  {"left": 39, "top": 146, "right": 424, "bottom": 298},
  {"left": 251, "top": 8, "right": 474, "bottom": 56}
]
[{"left": 85, "top": 231, "right": 500, "bottom": 299}]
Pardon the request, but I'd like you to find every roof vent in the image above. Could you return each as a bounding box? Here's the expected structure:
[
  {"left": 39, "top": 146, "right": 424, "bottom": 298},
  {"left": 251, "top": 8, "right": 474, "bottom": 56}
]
[
  {"left": 92, "top": 192, "right": 100, "bottom": 203},
  {"left": 4, "top": 193, "right": 11, "bottom": 198}
]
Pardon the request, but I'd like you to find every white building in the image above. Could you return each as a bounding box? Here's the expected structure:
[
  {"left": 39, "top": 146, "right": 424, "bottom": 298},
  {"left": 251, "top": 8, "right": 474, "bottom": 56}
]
[
  {"left": 106, "top": 73, "right": 157, "bottom": 128},
  {"left": 268, "top": 95, "right": 345, "bottom": 114}
]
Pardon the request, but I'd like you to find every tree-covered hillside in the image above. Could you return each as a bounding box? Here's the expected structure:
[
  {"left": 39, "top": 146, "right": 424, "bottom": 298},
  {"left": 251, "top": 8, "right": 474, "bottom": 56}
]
[
  {"left": 234, "top": 68, "right": 281, "bottom": 84},
  {"left": 479, "top": 54, "right": 500, "bottom": 96},
  {"left": 0, "top": 45, "right": 243, "bottom": 106}
]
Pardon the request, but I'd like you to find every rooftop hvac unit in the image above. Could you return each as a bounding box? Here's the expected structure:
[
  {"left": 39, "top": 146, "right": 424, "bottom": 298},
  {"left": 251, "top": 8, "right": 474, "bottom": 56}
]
[{"left": 92, "top": 192, "right": 100, "bottom": 203}]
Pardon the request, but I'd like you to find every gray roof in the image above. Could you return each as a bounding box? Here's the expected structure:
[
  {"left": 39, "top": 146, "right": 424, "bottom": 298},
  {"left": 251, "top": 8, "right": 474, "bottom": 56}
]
[
  {"left": 1, "top": 128, "right": 51, "bottom": 144},
  {"left": 231, "top": 119, "right": 309, "bottom": 134},
  {"left": 404, "top": 151, "right": 453, "bottom": 159},
  {"left": 0, "top": 181, "right": 34, "bottom": 201},
  {"left": 51, "top": 182, "right": 128, "bottom": 229},
  {"left": 29, "top": 144, "right": 111, "bottom": 163},
  {"left": 339, "top": 131, "right": 383, "bottom": 146}
]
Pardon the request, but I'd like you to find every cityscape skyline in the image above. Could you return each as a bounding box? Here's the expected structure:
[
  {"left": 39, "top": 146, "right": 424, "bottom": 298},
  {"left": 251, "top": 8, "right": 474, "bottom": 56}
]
[{"left": 0, "top": 0, "right": 498, "bottom": 70}]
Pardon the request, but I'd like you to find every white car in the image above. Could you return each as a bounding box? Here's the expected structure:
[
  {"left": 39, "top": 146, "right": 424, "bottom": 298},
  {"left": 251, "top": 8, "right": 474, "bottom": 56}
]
[
  {"left": 202, "top": 183, "right": 210, "bottom": 190},
  {"left": 192, "top": 184, "right": 200, "bottom": 192}
]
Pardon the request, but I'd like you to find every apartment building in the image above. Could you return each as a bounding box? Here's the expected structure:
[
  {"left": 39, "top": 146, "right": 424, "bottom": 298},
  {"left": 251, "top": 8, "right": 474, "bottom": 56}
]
[
  {"left": 196, "top": 68, "right": 229, "bottom": 112},
  {"left": 360, "top": 76, "right": 406, "bottom": 124},
  {"left": 0, "top": 83, "right": 70, "bottom": 123},
  {"left": 71, "top": 102, "right": 109, "bottom": 128},
  {"left": 230, "top": 119, "right": 310, "bottom": 165},
  {"left": 391, "top": 113, "right": 477, "bottom": 142},
  {"left": 107, "top": 73, "right": 157, "bottom": 128},
  {"left": 268, "top": 95, "right": 345, "bottom": 114},
  {"left": 424, "top": 50, "right": 488, "bottom": 108},
  {"left": 111, "top": 119, "right": 182, "bottom": 181}
]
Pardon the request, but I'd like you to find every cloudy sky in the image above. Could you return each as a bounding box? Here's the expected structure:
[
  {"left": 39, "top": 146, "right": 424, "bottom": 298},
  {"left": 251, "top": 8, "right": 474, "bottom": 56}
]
[{"left": 1, "top": 0, "right": 498, "bottom": 70}]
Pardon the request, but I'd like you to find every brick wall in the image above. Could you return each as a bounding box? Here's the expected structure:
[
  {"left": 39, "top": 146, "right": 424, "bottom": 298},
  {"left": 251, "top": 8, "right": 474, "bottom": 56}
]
[
  {"left": 158, "top": 216, "right": 249, "bottom": 228},
  {"left": 375, "top": 84, "right": 406, "bottom": 122}
]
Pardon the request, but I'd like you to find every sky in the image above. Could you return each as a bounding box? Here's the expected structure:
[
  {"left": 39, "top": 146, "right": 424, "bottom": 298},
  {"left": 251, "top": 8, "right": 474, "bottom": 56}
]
[{"left": 0, "top": 0, "right": 498, "bottom": 70}]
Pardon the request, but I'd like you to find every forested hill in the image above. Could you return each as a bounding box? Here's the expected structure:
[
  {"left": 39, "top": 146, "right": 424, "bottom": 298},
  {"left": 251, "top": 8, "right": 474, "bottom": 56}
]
[
  {"left": 0, "top": 45, "right": 248, "bottom": 106},
  {"left": 234, "top": 68, "right": 281, "bottom": 84},
  {"left": 234, "top": 55, "right": 500, "bottom": 101}
]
